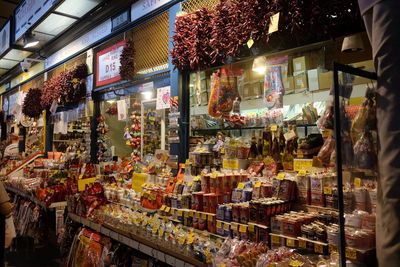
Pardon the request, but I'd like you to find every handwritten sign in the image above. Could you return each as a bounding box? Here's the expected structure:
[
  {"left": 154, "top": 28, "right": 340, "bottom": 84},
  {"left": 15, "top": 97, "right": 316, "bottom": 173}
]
[{"left": 156, "top": 86, "right": 171, "bottom": 110}]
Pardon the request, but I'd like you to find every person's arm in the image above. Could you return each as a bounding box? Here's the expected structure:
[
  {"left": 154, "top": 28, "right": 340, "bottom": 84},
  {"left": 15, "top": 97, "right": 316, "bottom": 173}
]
[{"left": 0, "top": 182, "right": 12, "bottom": 217}]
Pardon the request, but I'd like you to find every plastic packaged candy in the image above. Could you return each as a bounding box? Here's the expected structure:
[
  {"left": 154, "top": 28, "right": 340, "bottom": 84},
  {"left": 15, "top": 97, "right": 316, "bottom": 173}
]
[
  {"left": 351, "top": 88, "right": 377, "bottom": 142},
  {"left": 317, "top": 135, "right": 335, "bottom": 165},
  {"left": 318, "top": 102, "right": 334, "bottom": 130},
  {"left": 353, "top": 130, "right": 377, "bottom": 171},
  {"left": 264, "top": 66, "right": 284, "bottom": 109},
  {"left": 217, "top": 67, "right": 240, "bottom": 114},
  {"left": 208, "top": 72, "right": 222, "bottom": 118}
]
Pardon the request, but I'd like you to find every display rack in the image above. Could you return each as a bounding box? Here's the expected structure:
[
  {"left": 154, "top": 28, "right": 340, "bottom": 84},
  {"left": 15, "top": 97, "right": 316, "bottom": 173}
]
[
  {"left": 333, "top": 62, "right": 377, "bottom": 267},
  {"left": 68, "top": 213, "right": 205, "bottom": 267}
]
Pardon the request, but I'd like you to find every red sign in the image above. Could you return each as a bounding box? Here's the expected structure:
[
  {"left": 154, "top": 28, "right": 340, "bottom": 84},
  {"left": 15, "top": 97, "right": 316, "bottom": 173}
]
[{"left": 96, "top": 40, "right": 126, "bottom": 87}]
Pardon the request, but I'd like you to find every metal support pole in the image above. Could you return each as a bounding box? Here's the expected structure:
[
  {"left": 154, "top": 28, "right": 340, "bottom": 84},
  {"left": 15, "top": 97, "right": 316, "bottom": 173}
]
[{"left": 333, "top": 62, "right": 346, "bottom": 267}]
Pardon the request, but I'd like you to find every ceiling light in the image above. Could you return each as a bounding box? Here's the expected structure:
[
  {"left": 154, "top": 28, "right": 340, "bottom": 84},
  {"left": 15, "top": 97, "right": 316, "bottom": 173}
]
[
  {"left": 23, "top": 32, "right": 39, "bottom": 48},
  {"left": 252, "top": 56, "right": 267, "bottom": 74},
  {"left": 341, "top": 34, "right": 364, "bottom": 53}
]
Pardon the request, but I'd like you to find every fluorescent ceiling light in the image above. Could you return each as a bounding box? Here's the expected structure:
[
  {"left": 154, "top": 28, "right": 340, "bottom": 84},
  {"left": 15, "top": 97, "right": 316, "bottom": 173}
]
[
  {"left": 0, "top": 59, "right": 19, "bottom": 69},
  {"left": 55, "top": 0, "right": 101, "bottom": 17},
  {"left": 34, "top": 14, "right": 76, "bottom": 36},
  {"left": 4, "top": 49, "right": 32, "bottom": 61},
  {"left": 23, "top": 33, "right": 39, "bottom": 48}
]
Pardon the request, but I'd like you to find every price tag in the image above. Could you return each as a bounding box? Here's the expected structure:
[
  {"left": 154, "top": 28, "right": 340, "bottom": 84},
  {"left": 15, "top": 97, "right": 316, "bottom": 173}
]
[
  {"left": 176, "top": 210, "right": 183, "bottom": 216},
  {"left": 211, "top": 172, "right": 217, "bottom": 179},
  {"left": 270, "top": 125, "right": 278, "bottom": 131},
  {"left": 170, "top": 208, "right": 176, "bottom": 215},
  {"left": 201, "top": 213, "right": 207, "bottom": 220},
  {"left": 150, "top": 218, "right": 157, "bottom": 226},
  {"left": 158, "top": 229, "right": 165, "bottom": 237},
  {"left": 298, "top": 239, "right": 306, "bottom": 249},
  {"left": 237, "top": 182, "right": 245, "bottom": 189},
  {"left": 193, "top": 176, "right": 200, "bottom": 181},
  {"left": 322, "top": 130, "right": 332, "bottom": 138},
  {"left": 187, "top": 233, "right": 195, "bottom": 244},
  {"left": 239, "top": 225, "right": 247, "bottom": 233},
  {"left": 223, "top": 223, "right": 230, "bottom": 231},
  {"left": 314, "top": 243, "right": 324, "bottom": 254},
  {"left": 152, "top": 225, "right": 159, "bottom": 233},
  {"left": 190, "top": 211, "right": 194, "bottom": 217},
  {"left": 159, "top": 205, "right": 166, "bottom": 211},
  {"left": 354, "top": 178, "right": 362, "bottom": 188},
  {"left": 178, "top": 236, "right": 186, "bottom": 245},
  {"left": 247, "top": 38, "right": 254, "bottom": 48},
  {"left": 248, "top": 224, "right": 255, "bottom": 232},
  {"left": 271, "top": 235, "right": 280, "bottom": 244},
  {"left": 268, "top": 13, "right": 280, "bottom": 34},
  {"left": 293, "top": 159, "right": 313, "bottom": 171},
  {"left": 255, "top": 181, "right": 262, "bottom": 188},
  {"left": 188, "top": 182, "right": 193, "bottom": 186},
  {"left": 286, "top": 238, "right": 296, "bottom": 247},
  {"left": 346, "top": 247, "right": 357, "bottom": 260},
  {"left": 207, "top": 214, "right": 214, "bottom": 222},
  {"left": 216, "top": 221, "right": 222, "bottom": 228},
  {"left": 183, "top": 211, "right": 189, "bottom": 218},
  {"left": 298, "top": 170, "right": 307, "bottom": 176},
  {"left": 289, "top": 260, "right": 303, "bottom": 267},
  {"left": 195, "top": 212, "right": 200, "bottom": 218},
  {"left": 164, "top": 207, "right": 170, "bottom": 213},
  {"left": 329, "top": 244, "right": 338, "bottom": 253},
  {"left": 277, "top": 173, "right": 285, "bottom": 180},
  {"left": 324, "top": 187, "right": 333, "bottom": 195}
]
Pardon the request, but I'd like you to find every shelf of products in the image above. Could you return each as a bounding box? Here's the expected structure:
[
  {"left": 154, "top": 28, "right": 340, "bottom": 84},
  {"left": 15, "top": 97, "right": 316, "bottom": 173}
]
[{"left": 68, "top": 213, "right": 205, "bottom": 267}]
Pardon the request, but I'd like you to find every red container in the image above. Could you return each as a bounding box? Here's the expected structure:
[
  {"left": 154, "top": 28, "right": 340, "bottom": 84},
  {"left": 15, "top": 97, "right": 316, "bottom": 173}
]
[
  {"left": 209, "top": 176, "right": 217, "bottom": 193},
  {"left": 203, "top": 194, "right": 210, "bottom": 213},
  {"left": 216, "top": 175, "right": 223, "bottom": 194},
  {"left": 239, "top": 206, "right": 250, "bottom": 224},
  {"left": 201, "top": 175, "right": 210, "bottom": 193},
  {"left": 192, "top": 192, "right": 204, "bottom": 211}
]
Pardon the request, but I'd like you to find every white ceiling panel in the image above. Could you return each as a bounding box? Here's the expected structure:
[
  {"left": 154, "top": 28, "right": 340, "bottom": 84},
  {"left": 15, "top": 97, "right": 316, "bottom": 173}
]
[
  {"left": 33, "top": 13, "right": 76, "bottom": 36},
  {"left": 55, "top": 0, "right": 101, "bottom": 17},
  {"left": 3, "top": 49, "right": 32, "bottom": 61},
  {"left": 0, "top": 59, "right": 19, "bottom": 69}
]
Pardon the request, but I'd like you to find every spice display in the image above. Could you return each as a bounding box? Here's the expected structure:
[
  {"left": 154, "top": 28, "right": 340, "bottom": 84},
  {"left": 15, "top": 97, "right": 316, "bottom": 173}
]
[
  {"left": 119, "top": 40, "right": 135, "bottom": 80},
  {"left": 22, "top": 88, "right": 43, "bottom": 118}
]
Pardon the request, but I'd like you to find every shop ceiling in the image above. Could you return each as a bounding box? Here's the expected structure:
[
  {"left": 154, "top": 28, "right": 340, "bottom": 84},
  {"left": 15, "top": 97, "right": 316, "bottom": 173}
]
[{"left": 0, "top": 0, "right": 107, "bottom": 78}]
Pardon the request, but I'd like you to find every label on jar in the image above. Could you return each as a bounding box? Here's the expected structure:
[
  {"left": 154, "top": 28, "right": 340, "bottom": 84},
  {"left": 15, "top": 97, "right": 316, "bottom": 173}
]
[
  {"left": 346, "top": 247, "right": 357, "bottom": 260},
  {"left": 286, "top": 238, "right": 296, "bottom": 247},
  {"left": 314, "top": 243, "right": 324, "bottom": 254},
  {"left": 298, "top": 239, "right": 307, "bottom": 248}
]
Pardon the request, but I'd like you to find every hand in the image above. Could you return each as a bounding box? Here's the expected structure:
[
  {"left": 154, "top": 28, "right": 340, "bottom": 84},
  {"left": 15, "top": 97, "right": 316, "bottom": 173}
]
[{"left": 0, "top": 202, "right": 14, "bottom": 217}]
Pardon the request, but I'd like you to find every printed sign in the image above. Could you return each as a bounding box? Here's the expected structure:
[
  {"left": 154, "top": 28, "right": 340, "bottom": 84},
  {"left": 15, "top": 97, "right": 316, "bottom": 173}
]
[
  {"left": 156, "top": 86, "right": 170, "bottom": 110},
  {"left": 96, "top": 40, "right": 126, "bottom": 87},
  {"left": 131, "top": 0, "right": 173, "bottom": 22},
  {"left": 14, "top": 0, "right": 59, "bottom": 40},
  {"left": 0, "top": 21, "right": 10, "bottom": 56}
]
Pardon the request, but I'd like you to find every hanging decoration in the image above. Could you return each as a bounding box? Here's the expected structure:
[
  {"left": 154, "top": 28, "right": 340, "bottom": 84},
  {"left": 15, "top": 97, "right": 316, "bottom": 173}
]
[
  {"left": 119, "top": 40, "right": 135, "bottom": 80},
  {"left": 22, "top": 88, "right": 43, "bottom": 118},
  {"left": 171, "top": 0, "right": 362, "bottom": 71}
]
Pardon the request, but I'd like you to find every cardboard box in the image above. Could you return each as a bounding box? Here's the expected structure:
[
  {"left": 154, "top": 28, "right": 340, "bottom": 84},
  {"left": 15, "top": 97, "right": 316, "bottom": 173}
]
[
  {"left": 292, "top": 56, "right": 310, "bottom": 72},
  {"left": 283, "top": 76, "right": 295, "bottom": 92},
  {"left": 351, "top": 60, "right": 374, "bottom": 85},
  {"left": 318, "top": 71, "right": 333, "bottom": 90},
  {"left": 307, "top": 69, "right": 326, "bottom": 91},
  {"left": 294, "top": 73, "right": 308, "bottom": 90}
]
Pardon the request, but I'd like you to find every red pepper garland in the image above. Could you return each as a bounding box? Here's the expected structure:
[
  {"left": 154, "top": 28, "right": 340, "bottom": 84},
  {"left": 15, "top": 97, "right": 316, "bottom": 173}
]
[
  {"left": 119, "top": 40, "right": 135, "bottom": 80},
  {"left": 171, "top": 0, "right": 362, "bottom": 71},
  {"left": 40, "top": 64, "right": 88, "bottom": 109},
  {"left": 23, "top": 88, "right": 44, "bottom": 118}
]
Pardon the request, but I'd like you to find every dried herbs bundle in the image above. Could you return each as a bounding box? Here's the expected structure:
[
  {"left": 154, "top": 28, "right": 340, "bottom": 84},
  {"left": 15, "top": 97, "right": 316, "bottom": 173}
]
[
  {"left": 120, "top": 40, "right": 135, "bottom": 80},
  {"left": 23, "top": 88, "right": 44, "bottom": 118}
]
